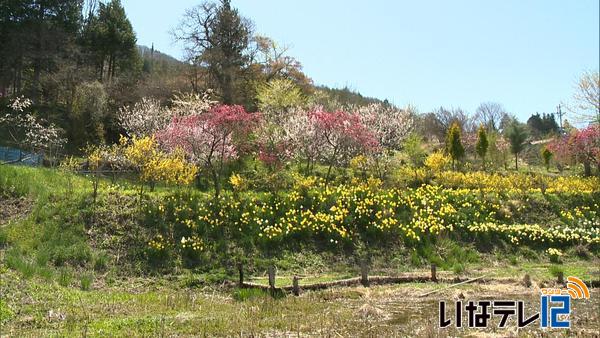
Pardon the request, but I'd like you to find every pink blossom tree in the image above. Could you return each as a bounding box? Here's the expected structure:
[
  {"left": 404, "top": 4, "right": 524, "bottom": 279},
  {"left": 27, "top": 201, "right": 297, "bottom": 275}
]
[
  {"left": 569, "top": 125, "right": 600, "bottom": 176},
  {"left": 548, "top": 125, "right": 600, "bottom": 176},
  {"left": 311, "top": 109, "right": 379, "bottom": 186},
  {"left": 156, "top": 104, "right": 260, "bottom": 197}
]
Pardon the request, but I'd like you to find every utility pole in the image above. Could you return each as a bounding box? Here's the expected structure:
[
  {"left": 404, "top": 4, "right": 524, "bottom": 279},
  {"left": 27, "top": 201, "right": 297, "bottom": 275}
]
[{"left": 556, "top": 104, "right": 564, "bottom": 134}]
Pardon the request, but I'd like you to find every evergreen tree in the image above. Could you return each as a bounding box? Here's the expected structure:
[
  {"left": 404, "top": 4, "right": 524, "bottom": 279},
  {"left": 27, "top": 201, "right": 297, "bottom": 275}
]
[
  {"left": 83, "top": 0, "right": 138, "bottom": 82},
  {"left": 446, "top": 122, "right": 464, "bottom": 170},
  {"left": 475, "top": 124, "right": 489, "bottom": 170},
  {"left": 541, "top": 147, "right": 553, "bottom": 171},
  {"left": 505, "top": 121, "right": 528, "bottom": 170},
  {"left": 0, "top": 0, "right": 83, "bottom": 99}
]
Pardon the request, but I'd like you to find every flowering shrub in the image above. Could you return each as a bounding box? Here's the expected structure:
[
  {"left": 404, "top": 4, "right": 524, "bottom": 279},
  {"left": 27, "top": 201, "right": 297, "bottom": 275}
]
[
  {"left": 424, "top": 152, "right": 451, "bottom": 173},
  {"left": 118, "top": 136, "right": 197, "bottom": 190}
]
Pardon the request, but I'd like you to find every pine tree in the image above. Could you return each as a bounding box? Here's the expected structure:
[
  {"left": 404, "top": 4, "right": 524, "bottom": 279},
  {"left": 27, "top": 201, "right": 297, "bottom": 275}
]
[
  {"left": 475, "top": 124, "right": 489, "bottom": 171},
  {"left": 506, "top": 122, "right": 528, "bottom": 170},
  {"left": 446, "top": 122, "right": 464, "bottom": 170},
  {"left": 541, "top": 147, "right": 553, "bottom": 171},
  {"left": 83, "top": 0, "right": 138, "bottom": 82}
]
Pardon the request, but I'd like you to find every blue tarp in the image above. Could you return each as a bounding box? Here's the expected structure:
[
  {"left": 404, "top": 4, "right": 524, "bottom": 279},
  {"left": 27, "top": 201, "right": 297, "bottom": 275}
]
[{"left": 0, "top": 146, "right": 42, "bottom": 165}]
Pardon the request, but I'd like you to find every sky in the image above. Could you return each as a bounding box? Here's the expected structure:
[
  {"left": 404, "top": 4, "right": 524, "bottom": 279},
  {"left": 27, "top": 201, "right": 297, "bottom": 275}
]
[{"left": 121, "top": 0, "right": 599, "bottom": 122}]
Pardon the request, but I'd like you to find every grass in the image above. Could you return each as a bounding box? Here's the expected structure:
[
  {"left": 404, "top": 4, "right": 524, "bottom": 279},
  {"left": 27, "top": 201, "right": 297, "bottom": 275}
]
[{"left": 1, "top": 164, "right": 599, "bottom": 335}]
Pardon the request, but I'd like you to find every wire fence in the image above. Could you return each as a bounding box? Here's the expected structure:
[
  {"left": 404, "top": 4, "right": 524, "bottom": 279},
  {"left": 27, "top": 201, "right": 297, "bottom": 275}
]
[{"left": 0, "top": 146, "right": 43, "bottom": 166}]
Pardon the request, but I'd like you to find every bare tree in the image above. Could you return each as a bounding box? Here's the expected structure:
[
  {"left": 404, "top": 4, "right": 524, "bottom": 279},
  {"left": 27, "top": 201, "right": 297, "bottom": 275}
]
[
  {"left": 171, "top": 0, "right": 253, "bottom": 103},
  {"left": 475, "top": 102, "right": 505, "bottom": 131},
  {"left": 416, "top": 107, "right": 473, "bottom": 142},
  {"left": 565, "top": 70, "right": 600, "bottom": 124}
]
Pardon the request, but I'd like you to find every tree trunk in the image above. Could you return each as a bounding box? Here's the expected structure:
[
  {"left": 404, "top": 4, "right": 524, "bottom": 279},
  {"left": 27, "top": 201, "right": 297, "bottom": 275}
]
[
  {"left": 211, "top": 167, "right": 220, "bottom": 200},
  {"left": 325, "top": 162, "right": 334, "bottom": 188},
  {"left": 515, "top": 154, "right": 518, "bottom": 171}
]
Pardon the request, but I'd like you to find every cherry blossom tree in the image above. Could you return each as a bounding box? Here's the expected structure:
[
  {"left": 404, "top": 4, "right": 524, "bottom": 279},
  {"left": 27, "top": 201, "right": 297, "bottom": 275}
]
[{"left": 156, "top": 104, "right": 260, "bottom": 197}]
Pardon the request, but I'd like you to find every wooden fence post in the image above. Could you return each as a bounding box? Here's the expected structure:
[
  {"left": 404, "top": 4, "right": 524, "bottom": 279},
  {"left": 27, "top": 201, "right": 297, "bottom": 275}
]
[
  {"left": 268, "top": 265, "right": 276, "bottom": 290},
  {"left": 557, "top": 271, "right": 564, "bottom": 284},
  {"left": 431, "top": 264, "right": 437, "bottom": 282},
  {"left": 360, "top": 260, "right": 369, "bottom": 287},
  {"left": 292, "top": 276, "right": 300, "bottom": 296}
]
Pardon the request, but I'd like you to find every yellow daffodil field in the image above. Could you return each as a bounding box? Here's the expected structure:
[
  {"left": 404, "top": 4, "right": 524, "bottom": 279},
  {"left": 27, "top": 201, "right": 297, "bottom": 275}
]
[{"left": 139, "top": 171, "right": 599, "bottom": 268}]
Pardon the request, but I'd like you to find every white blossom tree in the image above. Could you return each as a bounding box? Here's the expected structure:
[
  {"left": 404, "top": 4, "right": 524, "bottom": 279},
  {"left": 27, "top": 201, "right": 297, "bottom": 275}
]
[
  {"left": 354, "top": 103, "right": 414, "bottom": 178},
  {"left": 1, "top": 96, "right": 66, "bottom": 164},
  {"left": 117, "top": 92, "right": 215, "bottom": 138}
]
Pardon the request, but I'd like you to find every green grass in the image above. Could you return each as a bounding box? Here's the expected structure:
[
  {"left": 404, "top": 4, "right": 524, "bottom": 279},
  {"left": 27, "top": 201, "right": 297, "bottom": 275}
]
[{"left": 1, "top": 164, "right": 599, "bottom": 335}]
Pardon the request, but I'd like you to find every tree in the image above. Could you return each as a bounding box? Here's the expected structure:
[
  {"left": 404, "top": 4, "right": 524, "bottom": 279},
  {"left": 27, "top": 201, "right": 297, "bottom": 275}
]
[
  {"left": 404, "top": 133, "right": 426, "bottom": 168},
  {"left": 283, "top": 108, "right": 321, "bottom": 174},
  {"left": 475, "top": 124, "right": 489, "bottom": 170},
  {"left": 356, "top": 103, "right": 413, "bottom": 178},
  {"left": 156, "top": 104, "right": 259, "bottom": 198},
  {"left": 488, "top": 132, "right": 509, "bottom": 170},
  {"left": 256, "top": 78, "right": 306, "bottom": 119},
  {"left": 310, "top": 109, "right": 378, "bottom": 186},
  {"left": 173, "top": 0, "right": 252, "bottom": 104},
  {"left": 0, "top": 97, "right": 66, "bottom": 163},
  {"left": 541, "top": 147, "right": 553, "bottom": 171},
  {"left": 117, "top": 92, "right": 214, "bottom": 138},
  {"left": 475, "top": 102, "right": 505, "bottom": 131},
  {"left": 251, "top": 35, "right": 313, "bottom": 92},
  {"left": 70, "top": 81, "right": 108, "bottom": 146},
  {"left": 527, "top": 113, "right": 558, "bottom": 138},
  {"left": 570, "top": 125, "right": 600, "bottom": 176},
  {"left": 505, "top": 121, "right": 528, "bottom": 170},
  {"left": 83, "top": 0, "right": 138, "bottom": 82},
  {"left": 0, "top": 1, "right": 83, "bottom": 100},
  {"left": 566, "top": 70, "right": 600, "bottom": 124},
  {"left": 445, "top": 122, "right": 464, "bottom": 170}
]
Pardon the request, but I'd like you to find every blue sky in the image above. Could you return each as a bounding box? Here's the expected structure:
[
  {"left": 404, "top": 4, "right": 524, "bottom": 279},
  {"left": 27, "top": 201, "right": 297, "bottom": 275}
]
[{"left": 122, "top": 0, "right": 599, "bottom": 122}]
